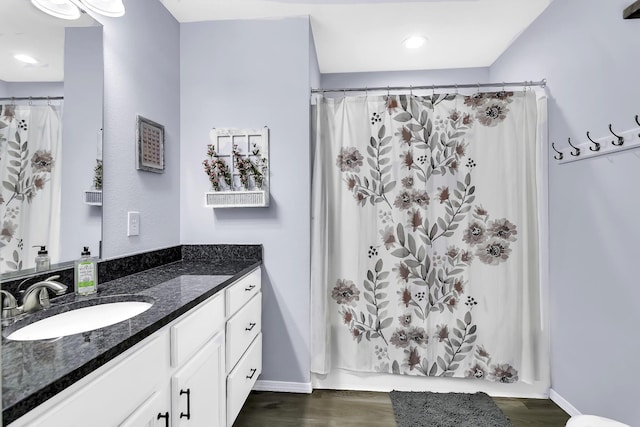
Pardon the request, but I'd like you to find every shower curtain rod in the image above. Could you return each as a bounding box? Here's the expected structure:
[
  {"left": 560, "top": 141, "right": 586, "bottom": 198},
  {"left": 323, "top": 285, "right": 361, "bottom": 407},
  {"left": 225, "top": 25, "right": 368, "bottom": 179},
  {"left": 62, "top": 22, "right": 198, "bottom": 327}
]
[
  {"left": 311, "top": 78, "right": 546, "bottom": 94},
  {"left": 0, "top": 96, "right": 64, "bottom": 101}
]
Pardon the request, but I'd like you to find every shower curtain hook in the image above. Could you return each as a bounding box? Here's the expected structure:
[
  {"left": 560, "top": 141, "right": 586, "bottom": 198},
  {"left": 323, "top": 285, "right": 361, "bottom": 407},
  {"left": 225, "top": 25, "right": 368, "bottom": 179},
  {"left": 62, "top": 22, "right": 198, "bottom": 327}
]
[
  {"left": 387, "top": 86, "right": 390, "bottom": 97},
  {"left": 10, "top": 97, "right": 16, "bottom": 106},
  {"left": 608, "top": 124, "right": 624, "bottom": 146},
  {"left": 432, "top": 84, "right": 435, "bottom": 98},
  {"left": 567, "top": 137, "right": 580, "bottom": 156},
  {"left": 586, "top": 131, "right": 601, "bottom": 152},
  {"left": 47, "top": 96, "right": 51, "bottom": 106},
  {"left": 476, "top": 83, "right": 480, "bottom": 94},
  {"left": 409, "top": 85, "right": 413, "bottom": 97},
  {"left": 551, "top": 142, "right": 564, "bottom": 160},
  {"left": 455, "top": 84, "right": 458, "bottom": 95},
  {"left": 28, "top": 97, "right": 33, "bottom": 106}
]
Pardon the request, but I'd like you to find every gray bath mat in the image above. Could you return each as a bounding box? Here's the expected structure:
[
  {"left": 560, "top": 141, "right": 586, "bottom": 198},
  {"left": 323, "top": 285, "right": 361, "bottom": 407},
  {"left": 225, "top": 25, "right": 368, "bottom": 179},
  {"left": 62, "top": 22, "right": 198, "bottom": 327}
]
[{"left": 390, "top": 391, "right": 513, "bottom": 427}]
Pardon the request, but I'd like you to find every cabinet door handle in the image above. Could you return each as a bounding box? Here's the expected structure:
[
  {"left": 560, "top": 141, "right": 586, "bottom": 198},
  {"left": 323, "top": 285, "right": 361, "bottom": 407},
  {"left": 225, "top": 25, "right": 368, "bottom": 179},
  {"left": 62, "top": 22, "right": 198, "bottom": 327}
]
[
  {"left": 157, "top": 412, "right": 169, "bottom": 427},
  {"left": 244, "top": 284, "right": 256, "bottom": 292},
  {"left": 245, "top": 322, "right": 256, "bottom": 331},
  {"left": 180, "top": 388, "right": 191, "bottom": 420},
  {"left": 246, "top": 368, "right": 257, "bottom": 380}
]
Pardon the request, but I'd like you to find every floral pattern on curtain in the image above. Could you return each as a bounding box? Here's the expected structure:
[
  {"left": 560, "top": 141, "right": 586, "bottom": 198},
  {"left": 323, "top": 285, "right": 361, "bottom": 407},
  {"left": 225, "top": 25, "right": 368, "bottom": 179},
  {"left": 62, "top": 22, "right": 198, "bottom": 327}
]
[
  {"left": 0, "top": 104, "right": 62, "bottom": 272},
  {"left": 311, "top": 91, "right": 544, "bottom": 384}
]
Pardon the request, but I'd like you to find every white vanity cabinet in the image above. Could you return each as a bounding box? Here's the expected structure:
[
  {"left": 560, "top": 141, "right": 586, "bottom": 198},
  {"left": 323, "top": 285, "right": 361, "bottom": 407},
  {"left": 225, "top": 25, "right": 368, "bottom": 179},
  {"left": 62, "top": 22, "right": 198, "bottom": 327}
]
[{"left": 9, "top": 266, "right": 262, "bottom": 427}]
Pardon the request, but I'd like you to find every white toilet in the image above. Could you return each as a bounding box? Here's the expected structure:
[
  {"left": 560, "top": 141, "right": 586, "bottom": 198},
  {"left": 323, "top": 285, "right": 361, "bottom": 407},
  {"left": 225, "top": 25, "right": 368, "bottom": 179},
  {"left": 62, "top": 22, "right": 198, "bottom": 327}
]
[{"left": 566, "top": 415, "right": 631, "bottom": 427}]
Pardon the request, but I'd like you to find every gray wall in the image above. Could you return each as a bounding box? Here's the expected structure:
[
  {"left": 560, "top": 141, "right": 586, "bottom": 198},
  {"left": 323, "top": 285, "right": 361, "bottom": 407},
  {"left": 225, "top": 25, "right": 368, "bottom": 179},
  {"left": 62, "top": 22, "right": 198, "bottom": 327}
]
[
  {"left": 180, "top": 17, "right": 313, "bottom": 385},
  {"left": 491, "top": 1, "right": 640, "bottom": 423},
  {"left": 0, "top": 81, "right": 63, "bottom": 98},
  {"left": 101, "top": 0, "right": 181, "bottom": 259},
  {"left": 0, "top": 80, "right": 7, "bottom": 97},
  {"left": 321, "top": 67, "right": 490, "bottom": 92},
  {"left": 60, "top": 26, "right": 103, "bottom": 262}
]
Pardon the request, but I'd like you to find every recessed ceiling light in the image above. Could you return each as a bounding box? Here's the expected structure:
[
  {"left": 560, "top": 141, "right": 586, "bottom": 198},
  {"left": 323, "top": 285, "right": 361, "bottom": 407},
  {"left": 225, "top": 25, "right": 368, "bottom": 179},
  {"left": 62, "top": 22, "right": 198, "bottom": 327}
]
[
  {"left": 31, "top": 0, "right": 82, "bottom": 20},
  {"left": 14, "top": 54, "right": 39, "bottom": 64},
  {"left": 402, "top": 35, "right": 428, "bottom": 49}
]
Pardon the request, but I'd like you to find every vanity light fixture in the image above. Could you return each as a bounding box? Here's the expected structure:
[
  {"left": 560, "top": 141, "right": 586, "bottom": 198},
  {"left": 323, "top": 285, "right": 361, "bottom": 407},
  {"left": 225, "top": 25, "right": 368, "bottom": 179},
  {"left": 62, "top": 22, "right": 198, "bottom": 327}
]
[
  {"left": 31, "top": 0, "right": 82, "bottom": 20},
  {"left": 402, "top": 35, "right": 428, "bottom": 49},
  {"left": 30, "top": 0, "right": 125, "bottom": 20},
  {"left": 77, "top": 0, "right": 125, "bottom": 18},
  {"left": 13, "top": 54, "right": 39, "bottom": 64}
]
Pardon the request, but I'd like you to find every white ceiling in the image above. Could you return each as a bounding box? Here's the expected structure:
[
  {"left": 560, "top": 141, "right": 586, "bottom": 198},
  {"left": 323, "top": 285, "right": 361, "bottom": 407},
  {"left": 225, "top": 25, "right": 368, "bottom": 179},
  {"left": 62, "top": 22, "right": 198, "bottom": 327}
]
[
  {"left": 160, "top": 0, "right": 553, "bottom": 74},
  {"left": 0, "top": 0, "right": 553, "bottom": 82},
  {"left": 0, "top": 0, "right": 97, "bottom": 82}
]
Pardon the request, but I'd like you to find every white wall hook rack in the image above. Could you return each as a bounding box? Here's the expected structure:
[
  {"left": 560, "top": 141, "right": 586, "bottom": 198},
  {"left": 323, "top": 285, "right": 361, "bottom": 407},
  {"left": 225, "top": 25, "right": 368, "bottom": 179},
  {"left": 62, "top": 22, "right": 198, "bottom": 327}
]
[{"left": 555, "top": 120, "right": 640, "bottom": 165}]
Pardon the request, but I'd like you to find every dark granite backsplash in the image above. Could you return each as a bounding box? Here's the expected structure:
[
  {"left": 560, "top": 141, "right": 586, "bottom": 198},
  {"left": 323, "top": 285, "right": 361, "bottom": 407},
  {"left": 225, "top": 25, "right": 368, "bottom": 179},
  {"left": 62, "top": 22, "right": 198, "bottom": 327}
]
[
  {"left": 182, "top": 244, "right": 262, "bottom": 262},
  {"left": 0, "top": 245, "right": 261, "bottom": 296}
]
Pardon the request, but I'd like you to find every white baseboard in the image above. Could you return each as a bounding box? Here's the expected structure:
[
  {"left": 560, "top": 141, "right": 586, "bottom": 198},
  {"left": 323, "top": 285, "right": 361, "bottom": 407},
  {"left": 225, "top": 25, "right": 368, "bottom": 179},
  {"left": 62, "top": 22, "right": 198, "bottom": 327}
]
[
  {"left": 253, "top": 380, "right": 313, "bottom": 394},
  {"left": 550, "top": 389, "right": 581, "bottom": 417}
]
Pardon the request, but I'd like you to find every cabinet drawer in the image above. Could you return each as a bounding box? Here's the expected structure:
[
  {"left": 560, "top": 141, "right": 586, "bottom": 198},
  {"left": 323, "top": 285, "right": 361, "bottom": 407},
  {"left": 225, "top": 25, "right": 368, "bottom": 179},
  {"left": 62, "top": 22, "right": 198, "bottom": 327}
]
[
  {"left": 171, "top": 293, "right": 225, "bottom": 367},
  {"left": 226, "top": 292, "right": 261, "bottom": 372},
  {"left": 227, "top": 333, "right": 262, "bottom": 427},
  {"left": 225, "top": 267, "right": 261, "bottom": 317}
]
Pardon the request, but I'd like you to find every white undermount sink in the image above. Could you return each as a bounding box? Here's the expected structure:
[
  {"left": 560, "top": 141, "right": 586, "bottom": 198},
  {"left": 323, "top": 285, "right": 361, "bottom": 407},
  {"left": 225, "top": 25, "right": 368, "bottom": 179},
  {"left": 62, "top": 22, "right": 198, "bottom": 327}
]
[{"left": 6, "top": 300, "right": 153, "bottom": 341}]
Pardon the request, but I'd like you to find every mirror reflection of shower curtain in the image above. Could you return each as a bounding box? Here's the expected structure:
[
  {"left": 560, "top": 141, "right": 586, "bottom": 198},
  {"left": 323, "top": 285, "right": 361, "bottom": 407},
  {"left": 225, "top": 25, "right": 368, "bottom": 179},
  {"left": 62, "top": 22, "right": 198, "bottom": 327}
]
[{"left": 0, "top": 104, "right": 62, "bottom": 273}]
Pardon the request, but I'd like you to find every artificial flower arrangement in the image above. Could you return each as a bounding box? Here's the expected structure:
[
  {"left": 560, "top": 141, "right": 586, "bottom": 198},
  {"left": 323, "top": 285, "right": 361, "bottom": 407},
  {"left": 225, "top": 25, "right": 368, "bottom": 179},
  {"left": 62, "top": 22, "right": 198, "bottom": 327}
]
[
  {"left": 93, "top": 160, "right": 103, "bottom": 190},
  {"left": 202, "top": 144, "right": 232, "bottom": 191},
  {"left": 232, "top": 143, "right": 268, "bottom": 190},
  {"left": 203, "top": 143, "right": 267, "bottom": 191}
]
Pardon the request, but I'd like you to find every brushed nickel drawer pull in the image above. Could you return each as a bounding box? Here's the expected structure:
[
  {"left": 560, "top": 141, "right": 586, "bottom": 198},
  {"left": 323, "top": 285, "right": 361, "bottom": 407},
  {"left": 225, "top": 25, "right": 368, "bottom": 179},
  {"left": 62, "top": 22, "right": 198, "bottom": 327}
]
[
  {"left": 244, "top": 284, "right": 256, "bottom": 291},
  {"left": 245, "top": 322, "right": 257, "bottom": 331},
  {"left": 246, "top": 368, "right": 257, "bottom": 380}
]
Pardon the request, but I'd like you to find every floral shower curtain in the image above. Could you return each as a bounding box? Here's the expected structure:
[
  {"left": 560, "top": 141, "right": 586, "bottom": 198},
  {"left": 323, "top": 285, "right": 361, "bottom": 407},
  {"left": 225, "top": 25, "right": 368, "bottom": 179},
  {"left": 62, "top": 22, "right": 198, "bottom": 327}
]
[
  {"left": 311, "top": 90, "right": 548, "bottom": 385},
  {"left": 0, "top": 104, "right": 62, "bottom": 273}
]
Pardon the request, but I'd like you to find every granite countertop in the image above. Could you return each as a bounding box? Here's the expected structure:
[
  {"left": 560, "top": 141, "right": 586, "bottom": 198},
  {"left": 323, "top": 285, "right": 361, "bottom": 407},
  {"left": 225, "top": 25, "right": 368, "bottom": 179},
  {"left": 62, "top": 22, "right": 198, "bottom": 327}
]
[{"left": 1, "top": 259, "right": 260, "bottom": 425}]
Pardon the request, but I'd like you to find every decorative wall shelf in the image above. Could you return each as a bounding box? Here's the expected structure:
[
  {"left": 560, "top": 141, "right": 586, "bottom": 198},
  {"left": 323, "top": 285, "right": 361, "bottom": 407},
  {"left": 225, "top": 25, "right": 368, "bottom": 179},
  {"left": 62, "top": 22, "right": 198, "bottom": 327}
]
[
  {"left": 205, "top": 190, "right": 267, "bottom": 208},
  {"left": 204, "top": 127, "right": 270, "bottom": 208},
  {"left": 84, "top": 190, "right": 102, "bottom": 206}
]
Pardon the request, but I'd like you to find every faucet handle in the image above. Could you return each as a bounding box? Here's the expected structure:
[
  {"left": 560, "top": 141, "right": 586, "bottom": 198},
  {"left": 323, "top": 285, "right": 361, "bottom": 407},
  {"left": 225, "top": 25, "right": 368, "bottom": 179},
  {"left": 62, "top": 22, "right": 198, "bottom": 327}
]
[
  {"left": 36, "top": 289, "right": 52, "bottom": 310},
  {"left": 1, "top": 290, "right": 19, "bottom": 319}
]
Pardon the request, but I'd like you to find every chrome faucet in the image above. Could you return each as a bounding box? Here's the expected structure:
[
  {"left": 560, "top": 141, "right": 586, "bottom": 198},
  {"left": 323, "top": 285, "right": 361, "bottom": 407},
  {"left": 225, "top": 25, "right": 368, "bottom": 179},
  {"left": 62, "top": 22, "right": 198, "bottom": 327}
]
[
  {"left": 1, "top": 275, "right": 68, "bottom": 319},
  {"left": 21, "top": 276, "right": 68, "bottom": 314}
]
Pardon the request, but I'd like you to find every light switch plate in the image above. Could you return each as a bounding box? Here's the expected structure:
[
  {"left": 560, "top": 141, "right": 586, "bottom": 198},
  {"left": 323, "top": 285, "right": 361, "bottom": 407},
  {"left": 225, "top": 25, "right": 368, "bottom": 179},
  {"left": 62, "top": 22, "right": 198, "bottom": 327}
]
[{"left": 127, "top": 211, "right": 140, "bottom": 236}]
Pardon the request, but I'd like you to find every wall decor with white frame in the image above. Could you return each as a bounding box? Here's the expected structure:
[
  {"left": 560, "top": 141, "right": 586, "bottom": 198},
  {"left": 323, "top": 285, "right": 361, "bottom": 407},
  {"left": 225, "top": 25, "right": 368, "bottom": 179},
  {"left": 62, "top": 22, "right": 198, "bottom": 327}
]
[{"left": 204, "top": 127, "right": 270, "bottom": 208}]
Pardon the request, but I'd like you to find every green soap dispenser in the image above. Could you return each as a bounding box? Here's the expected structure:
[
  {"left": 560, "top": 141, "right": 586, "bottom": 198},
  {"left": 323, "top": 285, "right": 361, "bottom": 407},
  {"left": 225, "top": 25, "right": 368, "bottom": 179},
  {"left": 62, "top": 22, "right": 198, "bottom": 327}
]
[{"left": 75, "top": 246, "right": 98, "bottom": 295}]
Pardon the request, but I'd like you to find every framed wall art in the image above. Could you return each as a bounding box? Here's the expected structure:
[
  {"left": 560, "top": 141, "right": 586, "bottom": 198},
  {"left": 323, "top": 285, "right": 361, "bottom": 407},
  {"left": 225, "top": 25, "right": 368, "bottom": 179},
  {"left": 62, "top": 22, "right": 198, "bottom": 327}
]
[{"left": 136, "top": 115, "right": 165, "bottom": 173}]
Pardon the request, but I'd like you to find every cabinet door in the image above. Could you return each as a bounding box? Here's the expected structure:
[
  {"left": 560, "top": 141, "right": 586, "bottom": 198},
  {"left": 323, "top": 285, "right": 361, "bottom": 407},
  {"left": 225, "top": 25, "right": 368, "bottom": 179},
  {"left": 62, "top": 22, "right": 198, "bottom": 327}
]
[
  {"left": 119, "top": 386, "right": 171, "bottom": 427},
  {"left": 172, "top": 331, "right": 225, "bottom": 427},
  {"left": 22, "top": 333, "right": 169, "bottom": 427}
]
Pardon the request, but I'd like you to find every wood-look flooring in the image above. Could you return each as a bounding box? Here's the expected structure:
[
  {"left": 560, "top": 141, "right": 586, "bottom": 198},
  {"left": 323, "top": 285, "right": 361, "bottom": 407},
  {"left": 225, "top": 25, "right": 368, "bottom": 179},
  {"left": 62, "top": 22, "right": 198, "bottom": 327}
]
[{"left": 233, "top": 390, "right": 570, "bottom": 427}]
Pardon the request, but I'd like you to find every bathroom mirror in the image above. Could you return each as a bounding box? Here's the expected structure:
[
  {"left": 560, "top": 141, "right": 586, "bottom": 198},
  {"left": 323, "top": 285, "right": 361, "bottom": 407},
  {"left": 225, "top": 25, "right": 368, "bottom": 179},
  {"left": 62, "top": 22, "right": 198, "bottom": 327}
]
[{"left": 0, "top": 0, "right": 104, "bottom": 279}]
